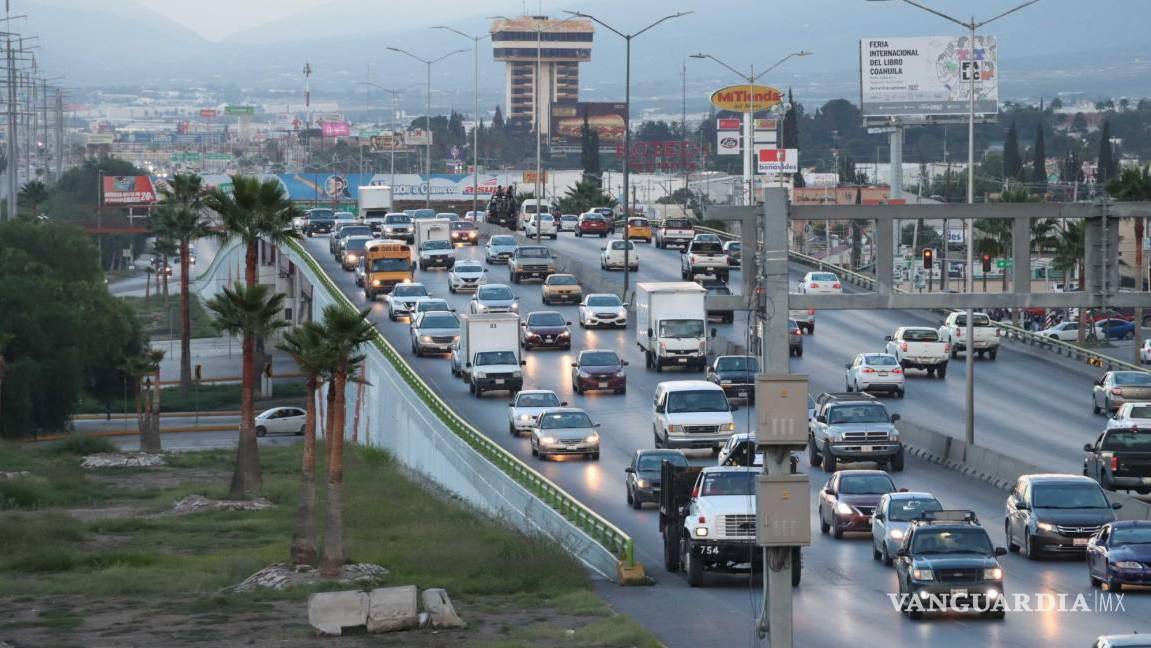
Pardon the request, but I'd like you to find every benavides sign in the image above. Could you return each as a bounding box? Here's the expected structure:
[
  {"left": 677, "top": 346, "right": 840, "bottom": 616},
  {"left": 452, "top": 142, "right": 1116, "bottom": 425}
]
[{"left": 709, "top": 84, "right": 783, "bottom": 113}]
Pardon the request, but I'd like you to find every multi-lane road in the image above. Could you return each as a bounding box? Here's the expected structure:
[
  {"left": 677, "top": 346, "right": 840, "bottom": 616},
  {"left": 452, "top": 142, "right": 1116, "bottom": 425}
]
[{"left": 297, "top": 228, "right": 1150, "bottom": 648}]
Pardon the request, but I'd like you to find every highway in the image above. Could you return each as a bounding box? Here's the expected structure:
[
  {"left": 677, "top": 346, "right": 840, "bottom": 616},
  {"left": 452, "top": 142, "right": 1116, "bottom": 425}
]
[{"left": 300, "top": 231, "right": 1151, "bottom": 648}]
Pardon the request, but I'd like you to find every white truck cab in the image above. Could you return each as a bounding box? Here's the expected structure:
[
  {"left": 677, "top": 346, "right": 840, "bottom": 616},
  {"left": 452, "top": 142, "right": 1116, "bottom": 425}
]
[
  {"left": 652, "top": 380, "right": 738, "bottom": 452},
  {"left": 938, "top": 311, "right": 1001, "bottom": 360}
]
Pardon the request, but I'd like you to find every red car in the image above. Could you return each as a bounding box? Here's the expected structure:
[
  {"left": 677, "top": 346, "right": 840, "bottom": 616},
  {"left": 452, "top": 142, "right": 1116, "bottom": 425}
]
[
  {"left": 571, "top": 349, "right": 628, "bottom": 395},
  {"left": 818, "top": 470, "right": 899, "bottom": 539},
  {"left": 576, "top": 213, "right": 612, "bottom": 238}
]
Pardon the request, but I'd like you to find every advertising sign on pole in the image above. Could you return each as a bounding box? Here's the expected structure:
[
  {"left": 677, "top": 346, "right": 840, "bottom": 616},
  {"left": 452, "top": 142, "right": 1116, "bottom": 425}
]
[
  {"left": 224, "top": 105, "right": 256, "bottom": 116},
  {"left": 102, "top": 176, "right": 158, "bottom": 205},
  {"left": 709, "top": 84, "right": 784, "bottom": 113},
  {"left": 756, "top": 149, "right": 799, "bottom": 174},
  {"left": 550, "top": 102, "right": 627, "bottom": 146},
  {"left": 859, "top": 36, "right": 999, "bottom": 118},
  {"left": 321, "top": 121, "right": 351, "bottom": 137},
  {"left": 753, "top": 129, "right": 778, "bottom": 145},
  {"left": 717, "top": 131, "right": 741, "bottom": 155},
  {"left": 199, "top": 108, "right": 218, "bottom": 118},
  {"left": 716, "top": 118, "right": 742, "bottom": 131},
  {"left": 522, "top": 170, "right": 548, "bottom": 185},
  {"left": 366, "top": 132, "right": 405, "bottom": 152}
]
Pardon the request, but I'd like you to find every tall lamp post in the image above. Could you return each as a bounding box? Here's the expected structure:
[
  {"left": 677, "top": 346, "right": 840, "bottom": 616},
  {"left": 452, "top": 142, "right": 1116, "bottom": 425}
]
[
  {"left": 565, "top": 9, "right": 693, "bottom": 296},
  {"left": 386, "top": 46, "right": 467, "bottom": 209},
  {"left": 690, "top": 51, "right": 811, "bottom": 205},
  {"left": 433, "top": 26, "right": 491, "bottom": 220},
  {"left": 867, "top": 0, "right": 1040, "bottom": 449},
  {"left": 361, "top": 82, "right": 422, "bottom": 189}
]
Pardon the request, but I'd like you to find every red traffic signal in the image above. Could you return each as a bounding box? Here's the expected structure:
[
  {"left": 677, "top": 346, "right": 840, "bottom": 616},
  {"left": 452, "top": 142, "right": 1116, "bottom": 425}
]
[
  {"left": 981, "top": 254, "right": 992, "bottom": 273},
  {"left": 921, "top": 248, "right": 934, "bottom": 270}
]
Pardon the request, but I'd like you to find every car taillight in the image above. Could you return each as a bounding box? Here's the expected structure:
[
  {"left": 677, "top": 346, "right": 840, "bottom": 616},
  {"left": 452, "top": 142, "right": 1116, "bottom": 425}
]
[
  {"left": 810, "top": 282, "right": 819, "bottom": 288},
  {"left": 900, "top": 342, "right": 908, "bottom": 352},
  {"left": 862, "top": 367, "right": 876, "bottom": 373},
  {"left": 995, "top": 329, "right": 1003, "bottom": 337},
  {"left": 691, "top": 487, "right": 699, "bottom": 499},
  {"left": 943, "top": 343, "right": 951, "bottom": 353},
  {"left": 1111, "top": 455, "right": 1120, "bottom": 471},
  {"left": 807, "top": 308, "right": 815, "bottom": 316},
  {"left": 833, "top": 283, "right": 841, "bottom": 289},
  {"left": 892, "top": 368, "right": 903, "bottom": 374},
  {"left": 1112, "top": 387, "right": 1123, "bottom": 395}
]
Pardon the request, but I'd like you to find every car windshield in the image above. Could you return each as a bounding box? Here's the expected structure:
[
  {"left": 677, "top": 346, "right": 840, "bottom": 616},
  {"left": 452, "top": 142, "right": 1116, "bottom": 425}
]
[
  {"left": 309, "top": 209, "right": 334, "bottom": 220},
  {"left": 490, "top": 236, "right": 516, "bottom": 246},
  {"left": 659, "top": 320, "right": 705, "bottom": 339},
  {"left": 479, "top": 286, "right": 513, "bottom": 300},
  {"left": 547, "top": 275, "right": 577, "bottom": 285},
  {"left": 827, "top": 404, "right": 891, "bottom": 425},
  {"left": 384, "top": 215, "right": 410, "bottom": 224},
  {"left": 666, "top": 390, "right": 730, "bottom": 414},
  {"left": 517, "top": 247, "right": 550, "bottom": 258},
  {"left": 422, "top": 240, "right": 451, "bottom": 250},
  {"left": 455, "top": 264, "right": 482, "bottom": 274},
  {"left": 1111, "top": 526, "right": 1151, "bottom": 544},
  {"left": 629, "top": 218, "right": 648, "bottom": 226},
  {"left": 902, "top": 329, "right": 939, "bottom": 342},
  {"left": 412, "top": 209, "right": 435, "bottom": 219},
  {"left": 1125, "top": 405, "right": 1151, "bottom": 419},
  {"left": 910, "top": 528, "right": 994, "bottom": 555},
  {"left": 1114, "top": 372, "right": 1151, "bottom": 386},
  {"left": 516, "top": 393, "right": 560, "bottom": 408},
  {"left": 638, "top": 453, "right": 689, "bottom": 472},
  {"left": 345, "top": 239, "right": 368, "bottom": 252},
  {"left": 839, "top": 474, "right": 896, "bottom": 495},
  {"left": 392, "top": 285, "right": 428, "bottom": 297},
  {"left": 716, "top": 357, "right": 758, "bottom": 372},
  {"left": 528, "top": 313, "right": 566, "bottom": 327},
  {"left": 706, "top": 285, "right": 731, "bottom": 296},
  {"left": 812, "top": 273, "right": 838, "bottom": 282},
  {"left": 583, "top": 215, "right": 604, "bottom": 222},
  {"left": 692, "top": 241, "right": 723, "bottom": 253},
  {"left": 610, "top": 241, "right": 632, "bottom": 250},
  {"left": 539, "top": 412, "right": 592, "bottom": 429},
  {"left": 580, "top": 351, "right": 620, "bottom": 367},
  {"left": 864, "top": 355, "right": 899, "bottom": 366},
  {"left": 340, "top": 227, "right": 372, "bottom": 238},
  {"left": 587, "top": 295, "right": 621, "bottom": 307},
  {"left": 887, "top": 497, "right": 943, "bottom": 521},
  {"left": 665, "top": 219, "right": 691, "bottom": 229},
  {"left": 562, "top": 215, "right": 578, "bottom": 221},
  {"left": 451, "top": 222, "right": 475, "bottom": 231},
  {"left": 474, "top": 351, "right": 517, "bottom": 365},
  {"left": 371, "top": 258, "right": 410, "bottom": 272},
  {"left": 700, "top": 471, "right": 755, "bottom": 496},
  {"left": 419, "top": 314, "right": 458, "bottom": 329},
  {"left": 1101, "top": 431, "right": 1151, "bottom": 451},
  {"left": 953, "top": 314, "right": 992, "bottom": 326},
  {"left": 1032, "top": 483, "right": 1111, "bottom": 509}
]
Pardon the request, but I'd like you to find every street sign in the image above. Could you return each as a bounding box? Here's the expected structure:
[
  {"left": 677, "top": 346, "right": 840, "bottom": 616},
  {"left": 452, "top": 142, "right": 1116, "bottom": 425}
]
[
  {"left": 225, "top": 105, "right": 255, "bottom": 116},
  {"left": 996, "top": 259, "right": 1013, "bottom": 269}
]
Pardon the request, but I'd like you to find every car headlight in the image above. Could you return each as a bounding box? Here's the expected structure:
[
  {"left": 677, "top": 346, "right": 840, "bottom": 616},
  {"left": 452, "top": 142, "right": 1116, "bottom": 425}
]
[
  {"left": 346, "top": 254, "right": 358, "bottom": 262},
  {"left": 1036, "top": 522, "right": 1058, "bottom": 533},
  {"left": 694, "top": 527, "right": 709, "bottom": 538},
  {"left": 720, "top": 422, "right": 736, "bottom": 432},
  {"left": 518, "top": 414, "right": 534, "bottom": 421},
  {"left": 559, "top": 331, "right": 570, "bottom": 338},
  {"left": 834, "top": 501, "right": 855, "bottom": 516},
  {"left": 668, "top": 424, "right": 684, "bottom": 434},
  {"left": 539, "top": 435, "right": 556, "bottom": 445},
  {"left": 617, "top": 309, "right": 627, "bottom": 317},
  {"left": 374, "top": 280, "right": 383, "bottom": 286},
  {"left": 912, "top": 568, "right": 934, "bottom": 581},
  {"left": 615, "top": 371, "right": 626, "bottom": 378},
  {"left": 578, "top": 371, "right": 590, "bottom": 378},
  {"left": 511, "top": 303, "right": 519, "bottom": 311},
  {"left": 584, "top": 433, "right": 599, "bottom": 444},
  {"left": 420, "top": 336, "right": 433, "bottom": 342},
  {"left": 1114, "top": 561, "right": 1143, "bottom": 569},
  {"left": 635, "top": 479, "right": 649, "bottom": 488},
  {"left": 472, "top": 371, "right": 487, "bottom": 379},
  {"left": 983, "top": 567, "right": 1004, "bottom": 580},
  {"left": 889, "top": 528, "right": 905, "bottom": 540}
]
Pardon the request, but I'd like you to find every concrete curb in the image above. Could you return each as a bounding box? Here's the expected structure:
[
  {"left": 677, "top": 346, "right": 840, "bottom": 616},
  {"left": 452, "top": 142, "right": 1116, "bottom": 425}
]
[{"left": 74, "top": 411, "right": 241, "bottom": 421}]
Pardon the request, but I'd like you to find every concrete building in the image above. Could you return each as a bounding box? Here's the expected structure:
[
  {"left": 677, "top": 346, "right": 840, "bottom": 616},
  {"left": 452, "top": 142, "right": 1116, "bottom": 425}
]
[{"left": 490, "top": 15, "right": 593, "bottom": 134}]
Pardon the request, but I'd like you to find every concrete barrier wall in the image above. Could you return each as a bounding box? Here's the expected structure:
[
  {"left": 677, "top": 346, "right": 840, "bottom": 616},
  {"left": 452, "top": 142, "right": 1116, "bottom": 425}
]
[{"left": 193, "top": 237, "right": 623, "bottom": 580}]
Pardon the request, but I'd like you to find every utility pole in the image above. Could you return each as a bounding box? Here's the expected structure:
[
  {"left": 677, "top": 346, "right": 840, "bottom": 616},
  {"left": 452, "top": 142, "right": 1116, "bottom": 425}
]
[
  {"left": 5, "top": 34, "right": 19, "bottom": 220},
  {"left": 433, "top": 25, "right": 490, "bottom": 220}
]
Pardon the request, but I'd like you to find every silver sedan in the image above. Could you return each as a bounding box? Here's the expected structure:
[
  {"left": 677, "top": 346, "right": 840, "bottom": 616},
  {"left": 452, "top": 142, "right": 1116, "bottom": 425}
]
[
  {"left": 845, "top": 352, "right": 906, "bottom": 398},
  {"left": 409, "top": 312, "right": 460, "bottom": 357},
  {"left": 530, "top": 408, "right": 601, "bottom": 461}
]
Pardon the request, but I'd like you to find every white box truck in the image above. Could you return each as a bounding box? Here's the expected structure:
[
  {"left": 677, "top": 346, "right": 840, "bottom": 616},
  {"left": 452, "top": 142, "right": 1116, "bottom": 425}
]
[
  {"left": 451, "top": 313, "right": 524, "bottom": 397},
  {"left": 414, "top": 218, "right": 454, "bottom": 270},
  {"left": 358, "top": 185, "right": 393, "bottom": 224},
  {"left": 636, "top": 282, "right": 709, "bottom": 372}
]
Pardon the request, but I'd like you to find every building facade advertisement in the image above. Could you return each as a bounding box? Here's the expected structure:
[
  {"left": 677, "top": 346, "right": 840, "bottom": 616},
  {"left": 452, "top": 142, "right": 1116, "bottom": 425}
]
[
  {"left": 860, "top": 35, "right": 999, "bottom": 118},
  {"left": 756, "top": 148, "right": 799, "bottom": 174}
]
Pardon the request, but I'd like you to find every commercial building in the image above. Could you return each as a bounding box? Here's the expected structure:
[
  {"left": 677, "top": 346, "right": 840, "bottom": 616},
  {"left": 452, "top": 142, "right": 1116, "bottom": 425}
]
[{"left": 490, "top": 15, "right": 593, "bottom": 134}]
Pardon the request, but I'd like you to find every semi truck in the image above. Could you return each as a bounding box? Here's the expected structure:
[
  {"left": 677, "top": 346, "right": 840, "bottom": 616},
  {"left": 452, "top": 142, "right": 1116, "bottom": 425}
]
[
  {"left": 636, "top": 282, "right": 709, "bottom": 372},
  {"left": 451, "top": 313, "right": 525, "bottom": 397},
  {"left": 358, "top": 185, "right": 393, "bottom": 223}
]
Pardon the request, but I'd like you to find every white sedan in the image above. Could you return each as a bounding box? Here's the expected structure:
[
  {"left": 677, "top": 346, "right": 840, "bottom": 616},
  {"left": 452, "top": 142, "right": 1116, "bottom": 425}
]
[
  {"left": 578, "top": 293, "right": 628, "bottom": 329},
  {"left": 507, "top": 390, "right": 567, "bottom": 436},
  {"left": 559, "top": 214, "right": 579, "bottom": 232},
  {"left": 254, "top": 407, "right": 306, "bottom": 437},
  {"left": 448, "top": 261, "right": 487, "bottom": 293},
  {"left": 1107, "top": 402, "right": 1151, "bottom": 429},
  {"left": 800, "top": 271, "right": 842, "bottom": 294},
  {"left": 600, "top": 239, "right": 638, "bottom": 271},
  {"left": 845, "top": 353, "right": 905, "bottom": 397},
  {"left": 1038, "top": 321, "right": 1081, "bottom": 341},
  {"left": 1141, "top": 339, "right": 1151, "bottom": 364}
]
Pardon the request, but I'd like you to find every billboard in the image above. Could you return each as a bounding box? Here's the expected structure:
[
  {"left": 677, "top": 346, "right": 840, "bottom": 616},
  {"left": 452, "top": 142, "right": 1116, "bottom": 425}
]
[
  {"left": 709, "top": 84, "right": 783, "bottom": 113},
  {"left": 406, "top": 129, "right": 433, "bottom": 146},
  {"left": 321, "top": 121, "right": 350, "bottom": 137},
  {"left": 757, "top": 149, "right": 799, "bottom": 174},
  {"left": 550, "top": 102, "right": 627, "bottom": 146},
  {"left": 102, "top": 176, "right": 157, "bottom": 205},
  {"left": 365, "top": 131, "right": 405, "bottom": 152},
  {"left": 87, "top": 133, "right": 114, "bottom": 145},
  {"left": 199, "top": 109, "right": 218, "bottom": 118},
  {"left": 616, "top": 140, "right": 702, "bottom": 173},
  {"left": 860, "top": 36, "right": 999, "bottom": 118},
  {"left": 716, "top": 132, "right": 740, "bottom": 155}
]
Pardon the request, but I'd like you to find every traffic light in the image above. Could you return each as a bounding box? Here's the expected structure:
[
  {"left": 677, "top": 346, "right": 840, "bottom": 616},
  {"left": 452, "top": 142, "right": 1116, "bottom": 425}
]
[
  {"left": 921, "top": 248, "right": 934, "bottom": 270},
  {"left": 982, "top": 254, "right": 992, "bottom": 273}
]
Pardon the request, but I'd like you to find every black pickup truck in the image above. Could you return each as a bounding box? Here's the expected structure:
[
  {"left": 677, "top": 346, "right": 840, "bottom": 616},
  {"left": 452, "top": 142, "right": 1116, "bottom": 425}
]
[{"left": 1084, "top": 427, "right": 1151, "bottom": 495}]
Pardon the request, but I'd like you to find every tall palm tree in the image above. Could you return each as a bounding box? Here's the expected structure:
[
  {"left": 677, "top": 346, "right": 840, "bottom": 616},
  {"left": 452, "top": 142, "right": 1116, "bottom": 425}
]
[
  {"left": 318, "top": 305, "right": 375, "bottom": 577},
  {"left": 204, "top": 176, "right": 302, "bottom": 288},
  {"left": 277, "top": 321, "right": 335, "bottom": 566},
  {"left": 0, "top": 332, "right": 12, "bottom": 435},
  {"left": 151, "top": 238, "right": 179, "bottom": 308},
  {"left": 154, "top": 174, "right": 212, "bottom": 397},
  {"left": 1052, "top": 220, "right": 1087, "bottom": 343},
  {"left": 123, "top": 350, "right": 165, "bottom": 453},
  {"left": 18, "top": 180, "right": 49, "bottom": 218},
  {"left": 206, "top": 283, "right": 288, "bottom": 498}
]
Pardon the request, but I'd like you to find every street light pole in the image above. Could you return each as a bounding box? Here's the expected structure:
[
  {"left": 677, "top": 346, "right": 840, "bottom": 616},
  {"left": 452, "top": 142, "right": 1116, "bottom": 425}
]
[
  {"left": 870, "top": 0, "right": 1040, "bottom": 450},
  {"left": 567, "top": 10, "right": 694, "bottom": 297},
  {"left": 387, "top": 46, "right": 467, "bottom": 209},
  {"left": 434, "top": 26, "right": 491, "bottom": 220}
]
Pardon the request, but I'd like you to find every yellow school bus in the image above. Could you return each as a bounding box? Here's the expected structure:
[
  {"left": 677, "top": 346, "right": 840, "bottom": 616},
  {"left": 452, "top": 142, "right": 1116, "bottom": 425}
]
[{"left": 362, "top": 240, "right": 414, "bottom": 300}]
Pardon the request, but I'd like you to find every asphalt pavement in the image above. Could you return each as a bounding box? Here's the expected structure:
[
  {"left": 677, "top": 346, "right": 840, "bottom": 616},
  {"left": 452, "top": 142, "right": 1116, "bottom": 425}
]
[{"left": 299, "top": 232, "right": 1151, "bottom": 648}]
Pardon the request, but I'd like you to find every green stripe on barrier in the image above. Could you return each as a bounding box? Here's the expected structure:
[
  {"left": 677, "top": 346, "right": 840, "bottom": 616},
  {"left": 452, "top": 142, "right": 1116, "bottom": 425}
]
[{"left": 285, "top": 239, "right": 635, "bottom": 568}]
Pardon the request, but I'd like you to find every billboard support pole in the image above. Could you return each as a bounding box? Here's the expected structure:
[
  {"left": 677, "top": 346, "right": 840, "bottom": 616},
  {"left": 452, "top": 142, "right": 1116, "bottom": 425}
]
[{"left": 890, "top": 123, "right": 903, "bottom": 273}]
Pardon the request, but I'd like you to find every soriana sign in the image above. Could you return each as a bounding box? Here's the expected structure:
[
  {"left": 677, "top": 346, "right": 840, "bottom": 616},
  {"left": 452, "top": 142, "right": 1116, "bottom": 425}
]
[
  {"left": 709, "top": 84, "right": 783, "bottom": 113},
  {"left": 102, "top": 175, "right": 157, "bottom": 205}
]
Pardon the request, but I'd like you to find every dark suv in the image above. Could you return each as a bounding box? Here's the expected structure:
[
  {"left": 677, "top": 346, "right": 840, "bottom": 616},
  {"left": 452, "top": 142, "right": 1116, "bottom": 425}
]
[
  {"left": 1005, "top": 474, "right": 1120, "bottom": 559},
  {"left": 894, "top": 510, "right": 1007, "bottom": 619}
]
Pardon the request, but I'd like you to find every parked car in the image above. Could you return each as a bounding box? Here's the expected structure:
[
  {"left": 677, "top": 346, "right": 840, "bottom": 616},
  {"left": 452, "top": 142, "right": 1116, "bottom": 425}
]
[
  {"left": 844, "top": 353, "right": 905, "bottom": 397},
  {"left": 409, "top": 311, "right": 460, "bottom": 357},
  {"left": 600, "top": 239, "right": 639, "bottom": 271},
  {"left": 1087, "top": 520, "right": 1151, "bottom": 592},
  {"left": 799, "top": 271, "right": 842, "bottom": 294},
  {"left": 1005, "top": 473, "right": 1120, "bottom": 559},
  {"left": 571, "top": 349, "right": 628, "bottom": 395},
  {"left": 507, "top": 390, "right": 566, "bottom": 436},
  {"left": 818, "top": 470, "right": 898, "bottom": 539},
  {"left": 871, "top": 491, "right": 943, "bottom": 565},
  {"left": 519, "top": 311, "right": 572, "bottom": 351},
  {"left": 1092, "top": 371, "right": 1151, "bottom": 414},
  {"left": 253, "top": 407, "right": 306, "bottom": 437},
  {"left": 625, "top": 449, "right": 689, "bottom": 509},
  {"left": 541, "top": 273, "right": 583, "bottom": 305},
  {"left": 1038, "top": 321, "right": 1081, "bottom": 342},
  {"left": 1096, "top": 318, "right": 1137, "bottom": 341},
  {"left": 448, "top": 261, "right": 487, "bottom": 293},
  {"left": 530, "top": 408, "right": 601, "bottom": 460},
  {"left": 578, "top": 293, "right": 628, "bottom": 329}
]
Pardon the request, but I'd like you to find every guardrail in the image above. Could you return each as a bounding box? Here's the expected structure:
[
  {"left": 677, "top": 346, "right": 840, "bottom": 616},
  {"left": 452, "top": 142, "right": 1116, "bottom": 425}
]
[
  {"left": 284, "top": 238, "right": 636, "bottom": 568},
  {"left": 692, "top": 224, "right": 1149, "bottom": 375}
]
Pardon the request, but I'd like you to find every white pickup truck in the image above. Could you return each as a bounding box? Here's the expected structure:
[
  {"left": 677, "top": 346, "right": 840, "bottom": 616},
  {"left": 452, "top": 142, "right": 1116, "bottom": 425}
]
[
  {"left": 654, "top": 217, "right": 696, "bottom": 250},
  {"left": 937, "top": 311, "right": 1001, "bottom": 360},
  {"left": 884, "top": 326, "right": 950, "bottom": 378}
]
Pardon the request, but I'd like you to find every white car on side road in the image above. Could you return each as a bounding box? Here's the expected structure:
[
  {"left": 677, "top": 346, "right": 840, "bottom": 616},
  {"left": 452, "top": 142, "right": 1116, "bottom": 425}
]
[
  {"left": 1106, "top": 402, "right": 1151, "bottom": 429},
  {"left": 799, "top": 271, "right": 842, "bottom": 294},
  {"left": 254, "top": 407, "right": 306, "bottom": 437},
  {"left": 1037, "top": 321, "right": 1081, "bottom": 342},
  {"left": 507, "top": 390, "right": 566, "bottom": 436},
  {"left": 845, "top": 353, "right": 906, "bottom": 398}
]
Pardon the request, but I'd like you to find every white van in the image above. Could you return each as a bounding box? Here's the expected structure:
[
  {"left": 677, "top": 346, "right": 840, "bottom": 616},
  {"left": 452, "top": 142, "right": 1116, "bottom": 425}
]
[
  {"left": 652, "top": 380, "right": 738, "bottom": 452},
  {"left": 519, "top": 199, "right": 552, "bottom": 230}
]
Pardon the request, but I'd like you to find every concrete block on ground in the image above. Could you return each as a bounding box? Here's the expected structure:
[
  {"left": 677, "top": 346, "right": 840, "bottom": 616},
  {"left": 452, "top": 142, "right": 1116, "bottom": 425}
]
[
  {"left": 421, "top": 588, "right": 466, "bottom": 628},
  {"left": 307, "top": 590, "right": 368, "bottom": 636},
  {"left": 367, "top": 585, "right": 419, "bottom": 633}
]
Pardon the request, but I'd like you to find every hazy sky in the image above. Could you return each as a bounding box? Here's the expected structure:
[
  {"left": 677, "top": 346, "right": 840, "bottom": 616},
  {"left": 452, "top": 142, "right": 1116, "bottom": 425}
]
[{"left": 135, "top": 0, "right": 332, "bottom": 40}]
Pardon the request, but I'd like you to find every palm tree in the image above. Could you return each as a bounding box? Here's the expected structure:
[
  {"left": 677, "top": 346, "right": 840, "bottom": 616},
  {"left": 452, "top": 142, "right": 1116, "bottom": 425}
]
[
  {"left": 0, "top": 332, "right": 12, "bottom": 434},
  {"left": 154, "top": 174, "right": 212, "bottom": 397},
  {"left": 205, "top": 283, "right": 288, "bottom": 498},
  {"left": 18, "top": 180, "right": 49, "bottom": 218},
  {"left": 123, "top": 350, "right": 165, "bottom": 453},
  {"left": 318, "top": 305, "right": 375, "bottom": 577},
  {"left": 277, "top": 321, "right": 335, "bottom": 566},
  {"left": 151, "top": 237, "right": 179, "bottom": 308},
  {"left": 204, "top": 176, "right": 302, "bottom": 288},
  {"left": 1052, "top": 220, "right": 1088, "bottom": 343}
]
